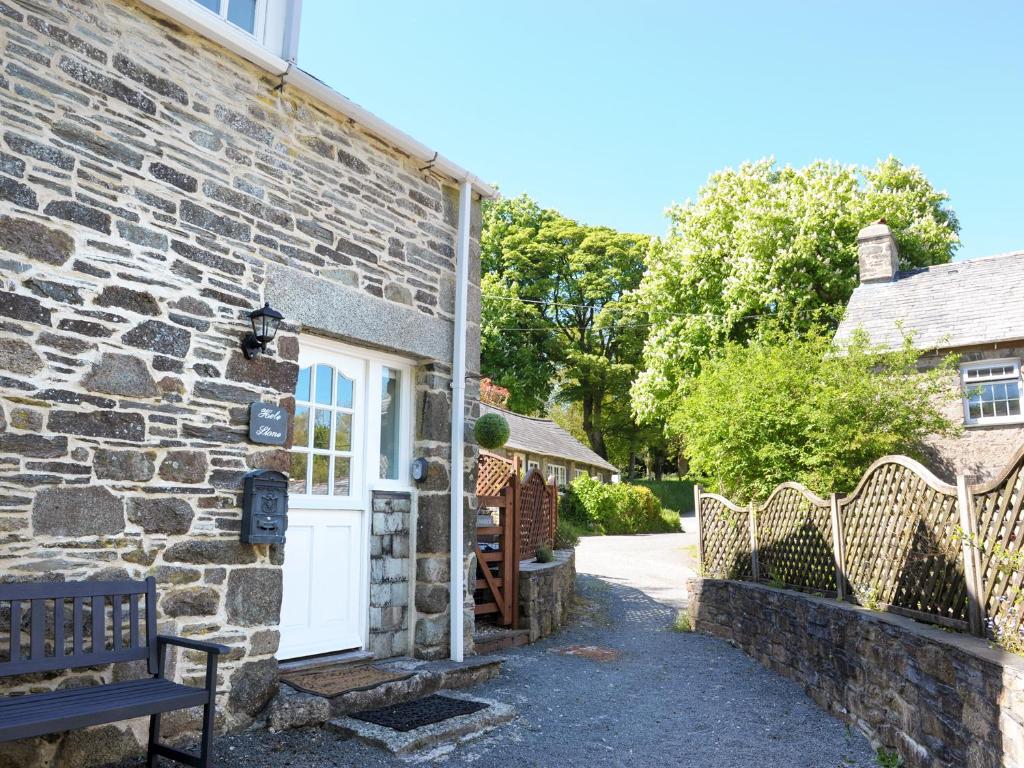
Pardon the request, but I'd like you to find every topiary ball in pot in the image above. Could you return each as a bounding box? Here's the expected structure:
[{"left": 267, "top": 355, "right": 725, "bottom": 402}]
[{"left": 475, "top": 413, "right": 510, "bottom": 450}]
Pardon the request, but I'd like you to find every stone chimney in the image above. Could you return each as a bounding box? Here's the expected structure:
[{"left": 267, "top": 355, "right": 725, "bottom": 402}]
[{"left": 856, "top": 219, "right": 900, "bottom": 283}]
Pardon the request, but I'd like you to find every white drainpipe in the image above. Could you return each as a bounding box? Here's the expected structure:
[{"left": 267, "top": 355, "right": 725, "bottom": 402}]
[{"left": 449, "top": 179, "right": 472, "bottom": 662}]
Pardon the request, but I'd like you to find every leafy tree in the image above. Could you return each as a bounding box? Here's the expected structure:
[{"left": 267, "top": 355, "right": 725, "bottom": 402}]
[
  {"left": 481, "top": 194, "right": 651, "bottom": 459},
  {"left": 481, "top": 273, "right": 559, "bottom": 414},
  {"left": 633, "top": 157, "right": 960, "bottom": 422},
  {"left": 671, "top": 327, "right": 960, "bottom": 502}
]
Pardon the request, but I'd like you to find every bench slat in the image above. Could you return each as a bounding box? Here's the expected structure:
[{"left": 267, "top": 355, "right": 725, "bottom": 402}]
[
  {"left": 54, "top": 597, "right": 64, "bottom": 660},
  {"left": 10, "top": 601, "right": 20, "bottom": 663},
  {"left": 30, "top": 599, "right": 45, "bottom": 661},
  {"left": 0, "top": 580, "right": 149, "bottom": 601},
  {"left": 129, "top": 594, "right": 139, "bottom": 650},
  {"left": 73, "top": 597, "right": 83, "bottom": 657},
  {"left": 112, "top": 594, "right": 123, "bottom": 652},
  {"left": 0, "top": 678, "right": 207, "bottom": 743},
  {"left": 91, "top": 595, "right": 104, "bottom": 654}
]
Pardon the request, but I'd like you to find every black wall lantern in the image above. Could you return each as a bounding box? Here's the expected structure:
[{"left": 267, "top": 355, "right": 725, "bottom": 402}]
[{"left": 241, "top": 302, "right": 284, "bottom": 359}]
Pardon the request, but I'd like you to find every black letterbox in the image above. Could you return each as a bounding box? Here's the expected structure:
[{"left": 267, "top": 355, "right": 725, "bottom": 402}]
[{"left": 241, "top": 469, "right": 288, "bottom": 545}]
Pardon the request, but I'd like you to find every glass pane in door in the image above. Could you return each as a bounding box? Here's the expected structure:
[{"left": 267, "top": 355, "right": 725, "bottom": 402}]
[{"left": 379, "top": 367, "right": 400, "bottom": 480}]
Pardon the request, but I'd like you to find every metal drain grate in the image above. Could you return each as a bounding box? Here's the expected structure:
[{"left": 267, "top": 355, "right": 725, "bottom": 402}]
[{"left": 351, "top": 695, "right": 489, "bottom": 732}]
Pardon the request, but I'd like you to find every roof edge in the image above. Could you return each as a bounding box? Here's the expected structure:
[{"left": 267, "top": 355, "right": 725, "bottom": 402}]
[{"left": 137, "top": 0, "right": 496, "bottom": 199}]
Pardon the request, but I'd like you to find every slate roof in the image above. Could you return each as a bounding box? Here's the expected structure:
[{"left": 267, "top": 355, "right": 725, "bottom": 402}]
[
  {"left": 834, "top": 251, "right": 1024, "bottom": 352},
  {"left": 479, "top": 404, "right": 619, "bottom": 474}
]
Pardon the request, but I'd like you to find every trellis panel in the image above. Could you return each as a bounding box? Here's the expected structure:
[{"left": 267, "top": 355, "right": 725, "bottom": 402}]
[
  {"left": 839, "top": 457, "right": 967, "bottom": 627},
  {"left": 755, "top": 483, "right": 835, "bottom": 592},
  {"left": 477, "top": 452, "right": 514, "bottom": 497},
  {"left": 971, "top": 445, "right": 1024, "bottom": 637},
  {"left": 519, "top": 469, "right": 555, "bottom": 560},
  {"left": 699, "top": 493, "right": 752, "bottom": 580}
]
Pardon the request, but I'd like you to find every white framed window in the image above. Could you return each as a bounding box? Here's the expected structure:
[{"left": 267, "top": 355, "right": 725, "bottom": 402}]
[
  {"left": 962, "top": 359, "right": 1023, "bottom": 426},
  {"left": 290, "top": 337, "right": 413, "bottom": 503},
  {"left": 290, "top": 358, "right": 361, "bottom": 499},
  {"left": 548, "top": 464, "right": 567, "bottom": 487},
  {"left": 574, "top": 468, "right": 588, "bottom": 480},
  {"left": 152, "top": 0, "right": 299, "bottom": 59},
  {"left": 526, "top": 460, "right": 540, "bottom": 473},
  {"left": 192, "top": 0, "right": 263, "bottom": 36}
]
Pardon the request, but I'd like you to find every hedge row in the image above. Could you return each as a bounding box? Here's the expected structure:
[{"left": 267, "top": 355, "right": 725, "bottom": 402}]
[{"left": 561, "top": 475, "right": 679, "bottom": 535}]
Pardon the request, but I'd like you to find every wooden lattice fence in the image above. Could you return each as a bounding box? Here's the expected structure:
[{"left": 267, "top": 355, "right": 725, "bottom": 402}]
[
  {"left": 519, "top": 468, "right": 558, "bottom": 560},
  {"left": 474, "top": 452, "right": 519, "bottom": 627},
  {"left": 971, "top": 444, "right": 1024, "bottom": 637},
  {"left": 756, "top": 483, "right": 836, "bottom": 593},
  {"left": 697, "top": 445, "right": 1024, "bottom": 639},
  {"left": 697, "top": 492, "right": 752, "bottom": 580},
  {"left": 477, "top": 452, "right": 514, "bottom": 497},
  {"left": 473, "top": 453, "right": 561, "bottom": 625},
  {"left": 839, "top": 457, "right": 968, "bottom": 628}
]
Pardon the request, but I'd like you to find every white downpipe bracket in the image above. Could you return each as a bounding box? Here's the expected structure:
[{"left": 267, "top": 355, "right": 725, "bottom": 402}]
[{"left": 449, "top": 179, "right": 472, "bottom": 662}]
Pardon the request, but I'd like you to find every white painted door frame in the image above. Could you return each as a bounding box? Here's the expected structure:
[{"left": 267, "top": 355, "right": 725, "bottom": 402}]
[{"left": 279, "top": 335, "right": 414, "bottom": 660}]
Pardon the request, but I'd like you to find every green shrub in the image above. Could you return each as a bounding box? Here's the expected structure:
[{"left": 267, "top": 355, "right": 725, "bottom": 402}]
[
  {"left": 562, "top": 475, "right": 678, "bottom": 535},
  {"left": 474, "top": 413, "right": 510, "bottom": 450},
  {"left": 554, "top": 517, "right": 583, "bottom": 549},
  {"left": 535, "top": 545, "right": 554, "bottom": 563}
]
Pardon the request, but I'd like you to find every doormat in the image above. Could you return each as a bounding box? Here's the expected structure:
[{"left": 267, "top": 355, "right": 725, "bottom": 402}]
[
  {"left": 351, "top": 695, "right": 489, "bottom": 732},
  {"left": 280, "top": 665, "right": 414, "bottom": 698},
  {"left": 550, "top": 644, "right": 621, "bottom": 662}
]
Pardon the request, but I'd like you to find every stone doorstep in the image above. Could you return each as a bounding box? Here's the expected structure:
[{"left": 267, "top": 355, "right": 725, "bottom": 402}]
[
  {"left": 327, "top": 692, "right": 517, "bottom": 755},
  {"left": 322, "top": 655, "right": 505, "bottom": 717},
  {"left": 266, "top": 654, "right": 506, "bottom": 730}
]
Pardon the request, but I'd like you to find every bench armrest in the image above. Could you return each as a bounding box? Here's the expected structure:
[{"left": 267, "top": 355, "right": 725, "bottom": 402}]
[{"left": 157, "top": 634, "right": 231, "bottom": 655}]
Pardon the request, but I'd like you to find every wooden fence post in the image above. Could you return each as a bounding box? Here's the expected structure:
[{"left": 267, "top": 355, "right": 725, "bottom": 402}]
[
  {"left": 829, "top": 493, "right": 847, "bottom": 601},
  {"left": 956, "top": 475, "right": 985, "bottom": 636},
  {"left": 693, "top": 484, "right": 704, "bottom": 575},
  {"left": 748, "top": 504, "right": 759, "bottom": 582}
]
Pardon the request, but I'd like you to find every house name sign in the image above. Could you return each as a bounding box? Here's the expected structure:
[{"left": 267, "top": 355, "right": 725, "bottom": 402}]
[{"left": 248, "top": 402, "right": 289, "bottom": 446}]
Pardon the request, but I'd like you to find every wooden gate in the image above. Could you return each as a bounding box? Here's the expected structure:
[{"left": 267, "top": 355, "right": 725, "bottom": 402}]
[{"left": 474, "top": 453, "right": 520, "bottom": 627}]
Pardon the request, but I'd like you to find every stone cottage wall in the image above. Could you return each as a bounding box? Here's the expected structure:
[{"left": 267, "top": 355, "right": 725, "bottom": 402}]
[
  {"left": 689, "top": 578, "right": 1024, "bottom": 768},
  {"left": 0, "top": 0, "right": 481, "bottom": 762},
  {"left": 917, "top": 344, "right": 1024, "bottom": 481}
]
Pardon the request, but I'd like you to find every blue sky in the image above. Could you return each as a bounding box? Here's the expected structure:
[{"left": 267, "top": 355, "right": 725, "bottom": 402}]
[{"left": 299, "top": 2, "right": 1023, "bottom": 261}]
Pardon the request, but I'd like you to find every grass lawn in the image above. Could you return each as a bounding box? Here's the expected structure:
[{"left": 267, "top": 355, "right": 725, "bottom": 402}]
[{"left": 632, "top": 476, "right": 695, "bottom": 516}]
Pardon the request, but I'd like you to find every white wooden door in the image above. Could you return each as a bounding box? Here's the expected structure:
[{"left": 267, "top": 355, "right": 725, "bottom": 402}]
[{"left": 279, "top": 344, "right": 368, "bottom": 659}]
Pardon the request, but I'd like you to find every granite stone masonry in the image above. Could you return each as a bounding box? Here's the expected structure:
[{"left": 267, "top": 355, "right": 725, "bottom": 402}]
[
  {"left": 519, "top": 549, "right": 575, "bottom": 642},
  {"left": 688, "top": 578, "right": 1024, "bottom": 768},
  {"left": 0, "top": 0, "right": 482, "bottom": 764}
]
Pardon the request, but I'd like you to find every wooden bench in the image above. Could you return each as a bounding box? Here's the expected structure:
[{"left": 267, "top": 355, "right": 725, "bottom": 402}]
[{"left": 0, "top": 577, "right": 228, "bottom": 767}]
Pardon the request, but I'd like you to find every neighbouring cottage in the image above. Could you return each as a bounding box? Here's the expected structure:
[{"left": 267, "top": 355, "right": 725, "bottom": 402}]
[
  {"left": 835, "top": 221, "right": 1024, "bottom": 480},
  {"left": 0, "top": 0, "right": 491, "bottom": 763},
  {"left": 479, "top": 403, "right": 619, "bottom": 485}
]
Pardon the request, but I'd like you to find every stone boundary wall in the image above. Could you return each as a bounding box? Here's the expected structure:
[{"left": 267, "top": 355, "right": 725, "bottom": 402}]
[
  {"left": 688, "top": 578, "right": 1024, "bottom": 768},
  {"left": 519, "top": 549, "right": 575, "bottom": 642}
]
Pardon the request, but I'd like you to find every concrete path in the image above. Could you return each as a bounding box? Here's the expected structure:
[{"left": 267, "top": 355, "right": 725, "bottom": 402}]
[{"left": 575, "top": 531, "right": 700, "bottom": 609}]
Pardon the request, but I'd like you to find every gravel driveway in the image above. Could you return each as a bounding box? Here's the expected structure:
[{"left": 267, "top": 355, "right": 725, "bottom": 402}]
[{"left": 110, "top": 534, "right": 875, "bottom": 767}]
